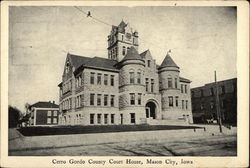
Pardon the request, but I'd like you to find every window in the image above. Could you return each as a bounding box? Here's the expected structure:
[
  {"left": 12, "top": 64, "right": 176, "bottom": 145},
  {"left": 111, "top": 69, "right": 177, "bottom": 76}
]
[
  {"left": 110, "top": 95, "right": 115, "bottom": 107},
  {"left": 200, "top": 103, "right": 204, "bottom": 110},
  {"left": 181, "top": 84, "right": 183, "bottom": 93},
  {"left": 169, "top": 96, "right": 173, "bottom": 107},
  {"left": 122, "top": 46, "right": 126, "bottom": 55},
  {"left": 104, "top": 114, "right": 108, "bottom": 124},
  {"left": 182, "top": 100, "right": 184, "bottom": 109},
  {"left": 104, "top": 95, "right": 108, "bottom": 106},
  {"left": 186, "top": 100, "right": 188, "bottom": 109},
  {"left": 53, "top": 118, "right": 57, "bottom": 124},
  {"left": 130, "top": 93, "right": 135, "bottom": 105},
  {"left": 151, "top": 79, "right": 154, "bottom": 92},
  {"left": 97, "top": 73, "right": 102, "bottom": 85},
  {"left": 175, "top": 96, "right": 178, "bottom": 107},
  {"left": 221, "top": 85, "right": 225, "bottom": 94},
  {"left": 53, "top": 111, "right": 57, "bottom": 116},
  {"left": 90, "top": 73, "right": 95, "bottom": 84},
  {"left": 110, "top": 75, "right": 114, "bottom": 86},
  {"left": 130, "top": 72, "right": 135, "bottom": 84},
  {"left": 104, "top": 74, "right": 108, "bottom": 85},
  {"left": 138, "top": 93, "right": 142, "bottom": 105},
  {"left": 122, "top": 35, "right": 124, "bottom": 41},
  {"left": 147, "top": 60, "right": 151, "bottom": 67},
  {"left": 97, "top": 94, "right": 102, "bottom": 106},
  {"left": 47, "top": 111, "right": 51, "bottom": 116},
  {"left": 175, "top": 78, "right": 178, "bottom": 88},
  {"left": 90, "top": 94, "right": 95, "bottom": 105},
  {"left": 184, "top": 85, "right": 187, "bottom": 93},
  {"left": 210, "top": 88, "right": 214, "bottom": 96},
  {"left": 90, "top": 114, "right": 94, "bottom": 124},
  {"left": 145, "top": 78, "right": 149, "bottom": 92},
  {"left": 97, "top": 114, "right": 101, "bottom": 124},
  {"left": 168, "top": 77, "right": 172, "bottom": 88},
  {"left": 111, "top": 114, "right": 115, "bottom": 124},
  {"left": 210, "top": 101, "right": 214, "bottom": 109},
  {"left": 47, "top": 118, "right": 51, "bottom": 124},
  {"left": 137, "top": 72, "right": 141, "bottom": 84},
  {"left": 130, "top": 113, "right": 135, "bottom": 124}
]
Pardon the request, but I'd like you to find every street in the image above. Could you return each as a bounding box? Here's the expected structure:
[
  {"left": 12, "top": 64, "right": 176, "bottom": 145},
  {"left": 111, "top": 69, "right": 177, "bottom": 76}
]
[{"left": 10, "top": 133, "right": 236, "bottom": 156}]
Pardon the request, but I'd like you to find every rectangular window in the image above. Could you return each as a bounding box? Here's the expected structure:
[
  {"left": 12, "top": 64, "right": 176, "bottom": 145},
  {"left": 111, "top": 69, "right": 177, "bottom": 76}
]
[
  {"left": 97, "top": 94, "right": 102, "bottom": 106},
  {"left": 182, "top": 100, "right": 184, "bottom": 109},
  {"left": 168, "top": 78, "right": 172, "bottom": 88},
  {"left": 175, "top": 96, "right": 178, "bottom": 107},
  {"left": 184, "top": 85, "right": 187, "bottom": 93},
  {"left": 175, "top": 78, "right": 178, "bottom": 88},
  {"left": 111, "top": 114, "right": 115, "bottom": 124},
  {"left": 90, "top": 72, "right": 95, "bottom": 84},
  {"left": 210, "top": 88, "right": 214, "bottom": 96},
  {"left": 146, "top": 78, "right": 149, "bottom": 92},
  {"left": 90, "top": 94, "right": 95, "bottom": 105},
  {"left": 130, "top": 72, "right": 135, "bottom": 84},
  {"left": 130, "top": 113, "right": 135, "bottom": 124},
  {"left": 110, "top": 95, "right": 115, "bottom": 107},
  {"left": 53, "top": 118, "right": 57, "bottom": 124},
  {"left": 90, "top": 114, "right": 94, "bottom": 124},
  {"left": 104, "top": 95, "right": 108, "bottom": 106},
  {"left": 47, "top": 118, "right": 51, "bottom": 124},
  {"left": 110, "top": 75, "right": 114, "bottom": 86},
  {"left": 168, "top": 96, "right": 173, "bottom": 107},
  {"left": 104, "top": 74, "right": 108, "bottom": 85},
  {"left": 53, "top": 111, "right": 58, "bottom": 116},
  {"left": 97, "top": 73, "right": 102, "bottom": 85},
  {"left": 151, "top": 79, "right": 154, "bottom": 92},
  {"left": 186, "top": 100, "right": 188, "bottom": 109},
  {"left": 138, "top": 93, "right": 142, "bottom": 105},
  {"left": 130, "top": 93, "right": 135, "bottom": 105},
  {"left": 147, "top": 60, "right": 151, "bottom": 67},
  {"left": 137, "top": 72, "right": 141, "bottom": 84},
  {"left": 97, "top": 114, "right": 101, "bottom": 124},
  {"left": 47, "top": 111, "right": 51, "bottom": 116},
  {"left": 104, "top": 114, "right": 108, "bottom": 124},
  {"left": 181, "top": 84, "right": 183, "bottom": 93}
]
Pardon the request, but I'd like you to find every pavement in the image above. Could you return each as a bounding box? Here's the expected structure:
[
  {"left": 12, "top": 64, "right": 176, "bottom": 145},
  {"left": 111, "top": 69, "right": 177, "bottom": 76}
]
[{"left": 8, "top": 124, "right": 237, "bottom": 156}]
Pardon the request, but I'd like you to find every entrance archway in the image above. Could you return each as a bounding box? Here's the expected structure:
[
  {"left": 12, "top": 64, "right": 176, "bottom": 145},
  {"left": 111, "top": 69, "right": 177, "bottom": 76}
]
[{"left": 145, "top": 101, "right": 157, "bottom": 119}]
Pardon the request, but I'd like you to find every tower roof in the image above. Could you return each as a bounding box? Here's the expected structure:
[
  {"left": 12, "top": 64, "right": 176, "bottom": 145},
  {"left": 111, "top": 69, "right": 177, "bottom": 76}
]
[
  {"left": 121, "top": 47, "right": 143, "bottom": 62},
  {"left": 159, "top": 53, "right": 179, "bottom": 69}
]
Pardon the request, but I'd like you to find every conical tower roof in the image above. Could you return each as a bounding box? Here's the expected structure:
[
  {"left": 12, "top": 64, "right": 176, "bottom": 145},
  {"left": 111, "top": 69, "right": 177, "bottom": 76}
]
[
  {"left": 159, "top": 53, "right": 179, "bottom": 69},
  {"left": 121, "top": 47, "right": 143, "bottom": 62}
]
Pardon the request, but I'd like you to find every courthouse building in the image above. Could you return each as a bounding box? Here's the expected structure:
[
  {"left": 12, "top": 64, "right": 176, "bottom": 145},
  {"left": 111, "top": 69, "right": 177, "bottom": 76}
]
[{"left": 58, "top": 21, "right": 193, "bottom": 125}]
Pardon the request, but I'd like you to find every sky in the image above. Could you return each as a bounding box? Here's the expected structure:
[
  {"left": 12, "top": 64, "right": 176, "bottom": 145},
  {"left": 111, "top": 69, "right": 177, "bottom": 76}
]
[{"left": 8, "top": 6, "right": 237, "bottom": 111}]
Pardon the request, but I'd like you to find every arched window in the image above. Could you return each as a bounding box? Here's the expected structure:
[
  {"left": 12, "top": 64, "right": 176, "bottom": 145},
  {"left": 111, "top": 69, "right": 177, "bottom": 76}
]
[
  {"left": 168, "top": 77, "right": 172, "bottom": 88},
  {"left": 122, "top": 46, "right": 126, "bottom": 55}
]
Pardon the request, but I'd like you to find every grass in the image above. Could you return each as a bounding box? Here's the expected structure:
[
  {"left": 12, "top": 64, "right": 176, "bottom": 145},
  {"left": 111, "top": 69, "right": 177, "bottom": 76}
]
[{"left": 17, "top": 124, "right": 203, "bottom": 136}]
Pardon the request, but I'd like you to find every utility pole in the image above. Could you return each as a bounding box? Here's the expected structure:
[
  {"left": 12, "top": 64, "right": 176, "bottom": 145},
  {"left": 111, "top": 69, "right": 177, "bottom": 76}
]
[{"left": 215, "top": 71, "right": 223, "bottom": 133}]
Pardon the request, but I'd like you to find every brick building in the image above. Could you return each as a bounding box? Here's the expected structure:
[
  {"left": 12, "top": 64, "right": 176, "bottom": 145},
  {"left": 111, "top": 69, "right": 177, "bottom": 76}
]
[
  {"left": 191, "top": 78, "right": 237, "bottom": 125},
  {"left": 58, "top": 21, "right": 193, "bottom": 125},
  {"left": 30, "top": 101, "right": 59, "bottom": 126}
]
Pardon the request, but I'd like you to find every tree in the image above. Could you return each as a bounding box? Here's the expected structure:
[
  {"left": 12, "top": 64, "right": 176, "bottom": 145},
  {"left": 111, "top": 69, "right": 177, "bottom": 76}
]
[{"left": 8, "top": 105, "right": 22, "bottom": 128}]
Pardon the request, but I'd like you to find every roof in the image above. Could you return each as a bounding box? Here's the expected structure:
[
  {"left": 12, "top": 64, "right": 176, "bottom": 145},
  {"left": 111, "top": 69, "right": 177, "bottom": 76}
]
[
  {"left": 180, "top": 77, "right": 191, "bottom": 83},
  {"left": 31, "top": 101, "right": 59, "bottom": 108},
  {"left": 68, "top": 54, "right": 118, "bottom": 72},
  {"left": 140, "top": 50, "right": 149, "bottom": 58},
  {"left": 121, "top": 47, "right": 143, "bottom": 62},
  {"left": 159, "top": 53, "right": 179, "bottom": 69}
]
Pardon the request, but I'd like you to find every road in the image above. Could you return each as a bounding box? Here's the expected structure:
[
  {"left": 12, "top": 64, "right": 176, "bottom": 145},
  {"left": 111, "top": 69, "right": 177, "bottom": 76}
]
[{"left": 10, "top": 133, "right": 236, "bottom": 156}]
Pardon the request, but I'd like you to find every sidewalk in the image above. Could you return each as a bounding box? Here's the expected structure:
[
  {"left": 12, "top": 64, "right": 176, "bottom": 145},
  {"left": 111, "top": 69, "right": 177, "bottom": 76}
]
[{"left": 9, "top": 125, "right": 236, "bottom": 152}]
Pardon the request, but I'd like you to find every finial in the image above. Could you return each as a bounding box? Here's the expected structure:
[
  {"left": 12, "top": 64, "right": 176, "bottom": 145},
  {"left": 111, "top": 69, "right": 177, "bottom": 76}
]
[{"left": 167, "top": 49, "right": 171, "bottom": 56}]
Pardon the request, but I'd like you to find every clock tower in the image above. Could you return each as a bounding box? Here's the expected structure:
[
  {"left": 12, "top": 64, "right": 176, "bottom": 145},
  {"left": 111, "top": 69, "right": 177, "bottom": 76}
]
[{"left": 107, "top": 20, "right": 139, "bottom": 61}]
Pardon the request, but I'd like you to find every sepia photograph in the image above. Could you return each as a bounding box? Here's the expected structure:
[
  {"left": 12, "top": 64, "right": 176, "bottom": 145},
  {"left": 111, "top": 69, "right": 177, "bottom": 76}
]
[{"left": 1, "top": 1, "right": 249, "bottom": 168}]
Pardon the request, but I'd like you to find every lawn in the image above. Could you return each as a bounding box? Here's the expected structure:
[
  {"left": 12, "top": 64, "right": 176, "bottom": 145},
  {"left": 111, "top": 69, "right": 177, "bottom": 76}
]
[{"left": 18, "top": 124, "right": 203, "bottom": 136}]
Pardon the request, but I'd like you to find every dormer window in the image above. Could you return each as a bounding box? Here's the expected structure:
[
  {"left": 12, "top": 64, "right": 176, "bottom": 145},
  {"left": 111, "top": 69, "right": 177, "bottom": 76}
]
[{"left": 65, "top": 61, "right": 70, "bottom": 74}]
